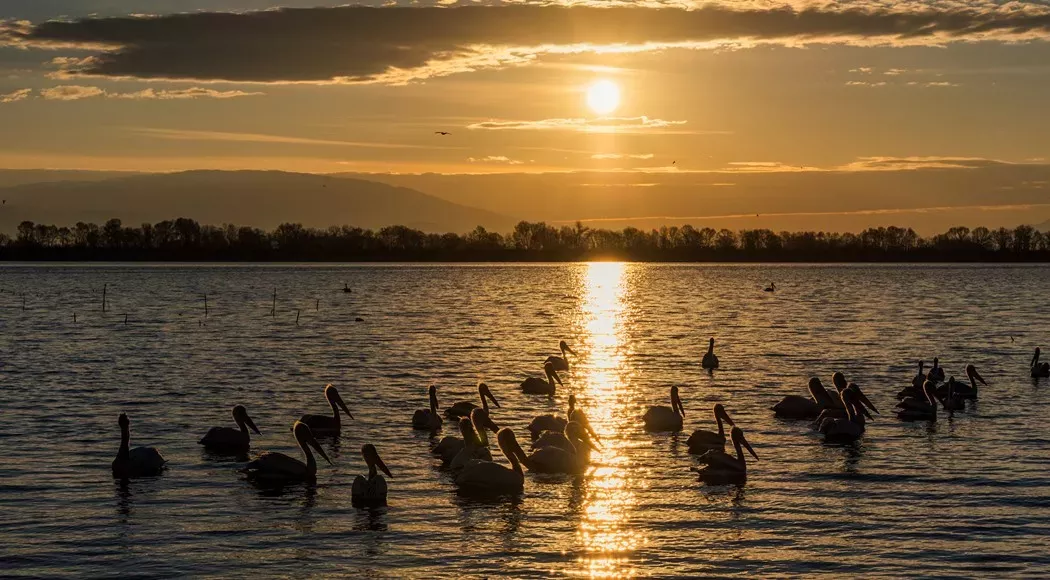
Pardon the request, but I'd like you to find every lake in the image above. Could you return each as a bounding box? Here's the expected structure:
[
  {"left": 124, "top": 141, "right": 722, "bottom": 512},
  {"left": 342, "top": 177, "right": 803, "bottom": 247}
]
[{"left": 2, "top": 263, "right": 1049, "bottom": 578}]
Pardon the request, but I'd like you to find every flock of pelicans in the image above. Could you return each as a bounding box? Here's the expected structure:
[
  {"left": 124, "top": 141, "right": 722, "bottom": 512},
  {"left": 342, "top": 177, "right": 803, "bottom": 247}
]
[{"left": 112, "top": 341, "right": 1050, "bottom": 505}]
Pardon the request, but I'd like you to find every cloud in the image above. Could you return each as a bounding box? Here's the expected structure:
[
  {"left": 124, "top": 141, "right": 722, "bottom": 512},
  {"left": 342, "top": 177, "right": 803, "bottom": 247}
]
[
  {"left": 40, "top": 84, "right": 105, "bottom": 100},
  {"left": 849, "top": 67, "right": 873, "bottom": 74},
  {"left": 0, "top": 88, "right": 31, "bottom": 103},
  {"left": 923, "top": 81, "right": 961, "bottom": 87},
  {"left": 131, "top": 127, "right": 461, "bottom": 150},
  {"left": 7, "top": 4, "right": 1050, "bottom": 84},
  {"left": 591, "top": 153, "right": 656, "bottom": 160},
  {"left": 845, "top": 80, "right": 887, "bottom": 87},
  {"left": 841, "top": 156, "right": 1013, "bottom": 171},
  {"left": 468, "top": 116, "right": 693, "bottom": 134},
  {"left": 32, "top": 84, "right": 263, "bottom": 101},
  {"left": 468, "top": 155, "right": 525, "bottom": 165}
]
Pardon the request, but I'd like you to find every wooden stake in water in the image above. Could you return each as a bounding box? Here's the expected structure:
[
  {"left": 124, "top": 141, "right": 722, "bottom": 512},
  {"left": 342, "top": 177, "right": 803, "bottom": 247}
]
[
  {"left": 271, "top": 288, "right": 277, "bottom": 318},
  {"left": 22, "top": 293, "right": 25, "bottom": 312},
  {"left": 73, "top": 312, "right": 77, "bottom": 323},
  {"left": 204, "top": 293, "right": 209, "bottom": 318},
  {"left": 102, "top": 284, "right": 107, "bottom": 312},
  {"left": 296, "top": 309, "right": 301, "bottom": 326},
  {"left": 315, "top": 299, "right": 319, "bottom": 311},
  {"left": 124, "top": 313, "right": 128, "bottom": 326}
]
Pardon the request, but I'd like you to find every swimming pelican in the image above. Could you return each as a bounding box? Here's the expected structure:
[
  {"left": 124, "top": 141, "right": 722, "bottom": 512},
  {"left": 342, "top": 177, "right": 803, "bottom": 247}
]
[
  {"left": 518, "top": 422, "right": 597, "bottom": 474},
  {"left": 692, "top": 427, "right": 758, "bottom": 484},
  {"left": 897, "top": 361, "right": 930, "bottom": 399},
  {"left": 817, "top": 388, "right": 869, "bottom": 442},
  {"left": 935, "top": 365, "right": 986, "bottom": 400},
  {"left": 244, "top": 421, "right": 331, "bottom": 483},
  {"left": 912, "top": 361, "right": 927, "bottom": 388},
  {"left": 811, "top": 383, "right": 877, "bottom": 429},
  {"left": 1032, "top": 348, "right": 1050, "bottom": 378},
  {"left": 112, "top": 413, "right": 166, "bottom": 478},
  {"left": 448, "top": 409, "right": 501, "bottom": 470},
  {"left": 351, "top": 444, "right": 392, "bottom": 507},
  {"left": 545, "top": 340, "right": 577, "bottom": 372},
  {"left": 928, "top": 357, "right": 946, "bottom": 382},
  {"left": 764, "top": 282, "right": 776, "bottom": 292},
  {"left": 527, "top": 394, "right": 575, "bottom": 440},
  {"left": 643, "top": 386, "right": 685, "bottom": 432},
  {"left": 686, "top": 404, "right": 735, "bottom": 454},
  {"left": 701, "top": 338, "right": 719, "bottom": 370},
  {"left": 940, "top": 379, "right": 967, "bottom": 411},
  {"left": 342, "top": 283, "right": 352, "bottom": 293},
  {"left": 411, "top": 385, "right": 443, "bottom": 431},
  {"left": 445, "top": 382, "right": 500, "bottom": 420},
  {"left": 199, "top": 405, "right": 261, "bottom": 453},
  {"left": 772, "top": 377, "right": 838, "bottom": 419},
  {"left": 299, "top": 384, "right": 353, "bottom": 435},
  {"left": 454, "top": 428, "right": 526, "bottom": 494},
  {"left": 896, "top": 380, "right": 939, "bottom": 421},
  {"left": 521, "top": 362, "right": 562, "bottom": 396}
]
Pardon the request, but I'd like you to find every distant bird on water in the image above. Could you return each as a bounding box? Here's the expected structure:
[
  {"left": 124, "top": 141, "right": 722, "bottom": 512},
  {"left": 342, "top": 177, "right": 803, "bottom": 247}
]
[
  {"left": 299, "top": 384, "right": 354, "bottom": 435},
  {"left": 352, "top": 444, "right": 393, "bottom": 507},
  {"left": 199, "top": 405, "right": 261, "bottom": 454},
  {"left": 435, "top": 131, "right": 451, "bottom": 136},
  {"left": 112, "top": 413, "right": 166, "bottom": 478},
  {"left": 343, "top": 283, "right": 352, "bottom": 293},
  {"left": 701, "top": 337, "right": 719, "bottom": 370},
  {"left": 764, "top": 282, "right": 776, "bottom": 292}
]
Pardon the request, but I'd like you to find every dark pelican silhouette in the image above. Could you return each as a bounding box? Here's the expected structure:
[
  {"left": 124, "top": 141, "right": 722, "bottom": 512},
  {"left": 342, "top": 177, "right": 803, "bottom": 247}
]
[
  {"left": 897, "top": 360, "right": 929, "bottom": 399},
  {"left": 351, "top": 444, "right": 393, "bottom": 507},
  {"left": 299, "top": 384, "right": 354, "bottom": 435},
  {"left": 772, "top": 377, "right": 837, "bottom": 419},
  {"left": 445, "top": 382, "right": 500, "bottom": 420},
  {"left": 527, "top": 394, "right": 575, "bottom": 440},
  {"left": 244, "top": 421, "right": 331, "bottom": 483},
  {"left": 112, "top": 413, "right": 166, "bottom": 478},
  {"left": 199, "top": 405, "right": 261, "bottom": 453},
  {"left": 521, "top": 362, "right": 562, "bottom": 396},
  {"left": 643, "top": 386, "right": 685, "bottom": 432},
  {"left": 692, "top": 427, "right": 758, "bottom": 484},
  {"left": 342, "top": 283, "right": 352, "bottom": 293},
  {"left": 517, "top": 422, "right": 596, "bottom": 474},
  {"left": 1032, "top": 348, "right": 1050, "bottom": 378},
  {"left": 545, "top": 340, "right": 577, "bottom": 372},
  {"left": 448, "top": 409, "right": 501, "bottom": 470},
  {"left": 927, "top": 357, "right": 946, "bottom": 382},
  {"left": 701, "top": 337, "right": 719, "bottom": 370},
  {"left": 817, "top": 388, "right": 867, "bottom": 443},
  {"left": 935, "top": 365, "right": 986, "bottom": 400},
  {"left": 896, "top": 380, "right": 940, "bottom": 421},
  {"left": 411, "top": 385, "right": 443, "bottom": 431},
  {"left": 764, "top": 282, "right": 776, "bottom": 292},
  {"left": 686, "top": 404, "right": 735, "bottom": 454},
  {"left": 455, "top": 428, "right": 526, "bottom": 493}
]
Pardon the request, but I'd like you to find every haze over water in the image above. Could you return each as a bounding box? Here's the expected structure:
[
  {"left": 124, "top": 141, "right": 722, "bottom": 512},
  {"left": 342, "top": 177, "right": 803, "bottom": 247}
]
[{"left": 2, "top": 263, "right": 1050, "bottom": 578}]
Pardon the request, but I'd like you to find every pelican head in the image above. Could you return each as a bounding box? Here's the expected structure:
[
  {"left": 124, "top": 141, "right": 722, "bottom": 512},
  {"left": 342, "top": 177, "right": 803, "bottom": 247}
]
[
  {"left": 458, "top": 417, "right": 475, "bottom": 441},
  {"left": 933, "top": 357, "right": 940, "bottom": 368},
  {"left": 497, "top": 427, "right": 526, "bottom": 463},
  {"left": 118, "top": 412, "right": 130, "bottom": 430},
  {"left": 671, "top": 385, "right": 685, "bottom": 417},
  {"left": 560, "top": 340, "right": 577, "bottom": 356},
  {"left": 918, "top": 360, "right": 925, "bottom": 373},
  {"left": 730, "top": 427, "right": 759, "bottom": 461},
  {"left": 470, "top": 407, "right": 500, "bottom": 435},
  {"left": 568, "top": 394, "right": 577, "bottom": 417},
  {"left": 708, "top": 337, "right": 715, "bottom": 352},
  {"left": 808, "top": 377, "right": 823, "bottom": 391},
  {"left": 714, "top": 403, "right": 734, "bottom": 427},
  {"left": 566, "top": 421, "right": 598, "bottom": 451},
  {"left": 846, "top": 383, "right": 879, "bottom": 415},
  {"left": 293, "top": 421, "right": 332, "bottom": 464},
  {"left": 362, "top": 444, "right": 392, "bottom": 479},
  {"left": 325, "top": 384, "right": 354, "bottom": 420},
  {"left": 544, "top": 362, "right": 563, "bottom": 386},
  {"left": 428, "top": 384, "right": 439, "bottom": 409},
  {"left": 478, "top": 383, "right": 500, "bottom": 409},
  {"left": 832, "top": 372, "right": 847, "bottom": 392},
  {"left": 233, "top": 405, "right": 261, "bottom": 435},
  {"left": 966, "top": 364, "right": 987, "bottom": 385},
  {"left": 1035, "top": 348, "right": 1042, "bottom": 364}
]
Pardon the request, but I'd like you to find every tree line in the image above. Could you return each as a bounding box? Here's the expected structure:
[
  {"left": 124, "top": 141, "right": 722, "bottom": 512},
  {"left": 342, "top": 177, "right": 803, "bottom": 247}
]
[{"left": 1, "top": 218, "right": 1048, "bottom": 261}]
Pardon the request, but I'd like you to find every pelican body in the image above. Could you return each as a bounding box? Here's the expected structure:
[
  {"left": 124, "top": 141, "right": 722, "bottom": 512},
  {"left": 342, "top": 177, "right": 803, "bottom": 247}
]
[
  {"left": 412, "top": 385, "right": 443, "bottom": 431},
  {"left": 244, "top": 421, "right": 331, "bottom": 483},
  {"left": 199, "top": 405, "right": 261, "bottom": 454},
  {"left": 352, "top": 444, "right": 392, "bottom": 507},
  {"left": 693, "top": 427, "right": 758, "bottom": 484},
  {"left": 896, "top": 380, "right": 939, "bottom": 421},
  {"left": 1032, "top": 348, "right": 1049, "bottom": 378},
  {"left": 445, "top": 383, "right": 499, "bottom": 420},
  {"left": 687, "top": 404, "right": 735, "bottom": 454},
  {"left": 519, "top": 422, "right": 596, "bottom": 474},
  {"left": 299, "top": 384, "right": 353, "bottom": 435},
  {"left": 701, "top": 338, "right": 719, "bottom": 370},
  {"left": 112, "top": 413, "right": 166, "bottom": 478},
  {"left": 810, "top": 381, "right": 878, "bottom": 428},
  {"left": 528, "top": 394, "right": 575, "bottom": 440},
  {"left": 897, "top": 361, "right": 928, "bottom": 399},
  {"left": 455, "top": 428, "right": 526, "bottom": 494},
  {"left": 935, "top": 365, "right": 986, "bottom": 400},
  {"left": 545, "top": 340, "right": 577, "bottom": 372},
  {"left": 773, "top": 377, "right": 838, "bottom": 420},
  {"left": 643, "top": 386, "right": 685, "bottom": 432},
  {"left": 448, "top": 409, "right": 500, "bottom": 470},
  {"left": 928, "top": 357, "right": 946, "bottom": 383},
  {"left": 818, "top": 388, "right": 867, "bottom": 443},
  {"left": 521, "top": 362, "right": 562, "bottom": 396}
]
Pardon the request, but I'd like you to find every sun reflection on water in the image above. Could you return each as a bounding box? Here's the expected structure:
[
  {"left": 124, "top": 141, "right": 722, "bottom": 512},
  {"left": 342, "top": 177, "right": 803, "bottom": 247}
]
[{"left": 570, "top": 262, "right": 643, "bottom": 578}]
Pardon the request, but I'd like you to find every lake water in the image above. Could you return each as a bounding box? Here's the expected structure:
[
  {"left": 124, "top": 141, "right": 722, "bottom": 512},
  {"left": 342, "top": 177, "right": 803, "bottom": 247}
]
[{"left": 2, "top": 263, "right": 1050, "bottom": 578}]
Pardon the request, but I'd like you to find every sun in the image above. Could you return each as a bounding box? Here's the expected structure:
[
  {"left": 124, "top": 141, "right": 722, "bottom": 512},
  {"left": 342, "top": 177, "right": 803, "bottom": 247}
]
[{"left": 586, "top": 80, "right": 620, "bottom": 115}]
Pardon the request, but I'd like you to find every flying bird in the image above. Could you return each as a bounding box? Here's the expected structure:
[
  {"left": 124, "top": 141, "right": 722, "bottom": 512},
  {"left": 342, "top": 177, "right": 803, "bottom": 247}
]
[
  {"left": 435, "top": 131, "right": 451, "bottom": 136},
  {"left": 672, "top": 160, "right": 676, "bottom": 165}
]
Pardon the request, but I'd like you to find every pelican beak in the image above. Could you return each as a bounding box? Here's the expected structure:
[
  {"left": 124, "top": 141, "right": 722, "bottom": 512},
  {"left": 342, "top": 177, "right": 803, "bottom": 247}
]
[
  {"left": 245, "top": 414, "right": 261, "bottom": 435},
  {"left": 719, "top": 407, "right": 735, "bottom": 426},
  {"left": 567, "top": 345, "right": 578, "bottom": 356},
  {"left": 548, "top": 366, "right": 563, "bottom": 386},
  {"left": 673, "top": 389, "right": 685, "bottom": 417},
  {"left": 971, "top": 367, "right": 988, "bottom": 385},
  {"left": 860, "top": 405, "right": 874, "bottom": 421},
  {"left": 740, "top": 433, "right": 759, "bottom": 461},
  {"left": 335, "top": 393, "right": 354, "bottom": 420},
  {"left": 310, "top": 436, "right": 332, "bottom": 465},
  {"left": 375, "top": 453, "right": 393, "bottom": 478},
  {"left": 855, "top": 387, "right": 880, "bottom": 415},
  {"left": 484, "top": 387, "right": 501, "bottom": 409},
  {"left": 485, "top": 415, "right": 501, "bottom": 433}
]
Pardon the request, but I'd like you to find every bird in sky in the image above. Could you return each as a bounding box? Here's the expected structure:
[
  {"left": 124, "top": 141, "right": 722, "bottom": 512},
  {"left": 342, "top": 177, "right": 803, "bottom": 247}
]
[
  {"left": 672, "top": 160, "right": 676, "bottom": 165},
  {"left": 435, "top": 131, "right": 451, "bottom": 136}
]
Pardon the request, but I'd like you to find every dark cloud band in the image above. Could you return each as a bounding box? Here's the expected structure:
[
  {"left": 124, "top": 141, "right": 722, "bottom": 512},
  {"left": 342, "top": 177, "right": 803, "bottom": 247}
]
[{"left": 5, "top": 4, "right": 1050, "bottom": 83}]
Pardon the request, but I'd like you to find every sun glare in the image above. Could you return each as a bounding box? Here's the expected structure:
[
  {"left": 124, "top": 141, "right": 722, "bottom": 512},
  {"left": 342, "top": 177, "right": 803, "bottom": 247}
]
[{"left": 586, "top": 80, "right": 621, "bottom": 115}]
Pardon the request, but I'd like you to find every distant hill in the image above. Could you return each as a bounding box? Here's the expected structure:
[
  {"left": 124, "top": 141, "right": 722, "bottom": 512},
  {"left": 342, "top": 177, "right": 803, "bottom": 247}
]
[
  {"left": 0, "top": 169, "right": 137, "bottom": 189},
  {"left": 1036, "top": 218, "right": 1050, "bottom": 231},
  {"left": 0, "top": 170, "right": 515, "bottom": 234}
]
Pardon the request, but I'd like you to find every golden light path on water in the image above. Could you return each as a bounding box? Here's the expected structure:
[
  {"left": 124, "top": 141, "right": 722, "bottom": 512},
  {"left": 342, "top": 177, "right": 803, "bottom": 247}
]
[{"left": 572, "top": 262, "right": 642, "bottom": 578}]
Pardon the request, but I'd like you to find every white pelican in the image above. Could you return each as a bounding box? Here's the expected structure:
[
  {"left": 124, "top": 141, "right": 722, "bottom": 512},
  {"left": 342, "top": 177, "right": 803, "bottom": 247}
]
[
  {"left": 643, "top": 386, "right": 685, "bottom": 432},
  {"left": 244, "top": 421, "right": 331, "bottom": 483},
  {"left": 518, "top": 422, "right": 596, "bottom": 474},
  {"left": 772, "top": 377, "right": 837, "bottom": 420},
  {"left": 896, "top": 380, "right": 939, "bottom": 421},
  {"left": 199, "top": 405, "right": 261, "bottom": 453},
  {"left": 351, "top": 444, "right": 392, "bottom": 507},
  {"left": 701, "top": 338, "right": 719, "bottom": 370},
  {"left": 545, "top": 340, "right": 578, "bottom": 372},
  {"left": 112, "top": 413, "right": 166, "bottom": 478},
  {"left": 448, "top": 409, "right": 501, "bottom": 470},
  {"left": 521, "top": 361, "right": 562, "bottom": 396},
  {"left": 411, "top": 385, "right": 443, "bottom": 431},
  {"left": 299, "top": 384, "right": 353, "bottom": 435},
  {"left": 928, "top": 357, "right": 946, "bottom": 382},
  {"left": 527, "top": 394, "right": 575, "bottom": 440},
  {"left": 935, "top": 365, "right": 986, "bottom": 400},
  {"left": 1032, "top": 348, "right": 1049, "bottom": 378},
  {"left": 686, "top": 404, "right": 735, "bottom": 454},
  {"left": 455, "top": 428, "right": 526, "bottom": 494},
  {"left": 692, "top": 427, "right": 758, "bottom": 484},
  {"left": 444, "top": 382, "right": 500, "bottom": 420},
  {"left": 818, "top": 389, "right": 867, "bottom": 443}
]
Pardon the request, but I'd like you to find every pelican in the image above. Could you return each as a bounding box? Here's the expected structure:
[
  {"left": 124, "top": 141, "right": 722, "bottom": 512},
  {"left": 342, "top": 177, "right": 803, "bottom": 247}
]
[
  {"left": 342, "top": 283, "right": 352, "bottom": 293},
  {"left": 199, "top": 405, "right": 261, "bottom": 453},
  {"left": 545, "top": 340, "right": 577, "bottom": 372},
  {"left": 643, "top": 386, "right": 685, "bottom": 432},
  {"left": 521, "top": 362, "right": 562, "bottom": 396},
  {"left": 810, "top": 383, "right": 877, "bottom": 429},
  {"left": 928, "top": 357, "right": 946, "bottom": 382},
  {"left": 455, "top": 428, "right": 526, "bottom": 494},
  {"left": 1032, "top": 348, "right": 1050, "bottom": 378},
  {"left": 299, "top": 384, "right": 353, "bottom": 435},
  {"left": 448, "top": 409, "right": 501, "bottom": 470},
  {"left": 773, "top": 377, "right": 838, "bottom": 419},
  {"left": 686, "top": 404, "right": 735, "bottom": 454},
  {"left": 527, "top": 394, "right": 575, "bottom": 440},
  {"left": 518, "top": 422, "right": 597, "bottom": 474},
  {"left": 897, "top": 361, "right": 929, "bottom": 399},
  {"left": 112, "top": 413, "right": 166, "bottom": 478},
  {"left": 764, "top": 282, "right": 776, "bottom": 292},
  {"left": 692, "top": 427, "right": 758, "bottom": 484},
  {"left": 818, "top": 389, "right": 867, "bottom": 443},
  {"left": 896, "top": 380, "right": 939, "bottom": 421},
  {"left": 935, "top": 365, "right": 986, "bottom": 400},
  {"left": 912, "top": 361, "right": 927, "bottom": 388},
  {"left": 351, "top": 444, "right": 392, "bottom": 507},
  {"left": 411, "top": 385, "right": 443, "bottom": 431},
  {"left": 701, "top": 338, "right": 719, "bottom": 370},
  {"left": 445, "top": 382, "right": 500, "bottom": 420},
  {"left": 244, "top": 421, "right": 331, "bottom": 483}
]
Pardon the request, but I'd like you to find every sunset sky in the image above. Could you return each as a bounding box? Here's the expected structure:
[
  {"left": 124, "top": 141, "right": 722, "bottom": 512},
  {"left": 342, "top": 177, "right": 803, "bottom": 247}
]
[{"left": 3, "top": 0, "right": 1050, "bottom": 231}]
